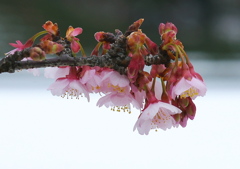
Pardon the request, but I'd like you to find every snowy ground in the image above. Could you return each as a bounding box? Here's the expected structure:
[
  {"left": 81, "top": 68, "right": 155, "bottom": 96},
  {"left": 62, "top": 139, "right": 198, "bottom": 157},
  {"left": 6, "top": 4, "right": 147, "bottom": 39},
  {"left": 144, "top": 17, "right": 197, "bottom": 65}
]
[{"left": 0, "top": 60, "right": 240, "bottom": 169}]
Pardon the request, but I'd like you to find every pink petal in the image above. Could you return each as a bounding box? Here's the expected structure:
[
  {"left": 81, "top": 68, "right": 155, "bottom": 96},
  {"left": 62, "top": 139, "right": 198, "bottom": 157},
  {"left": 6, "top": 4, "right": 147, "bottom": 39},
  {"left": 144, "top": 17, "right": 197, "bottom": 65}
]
[
  {"left": 110, "top": 93, "right": 133, "bottom": 106},
  {"left": 9, "top": 40, "right": 24, "bottom": 48},
  {"left": 44, "top": 67, "right": 70, "bottom": 79},
  {"left": 96, "top": 94, "right": 112, "bottom": 107},
  {"left": 47, "top": 79, "right": 69, "bottom": 96},
  {"left": 71, "top": 41, "right": 80, "bottom": 53},
  {"left": 134, "top": 101, "right": 181, "bottom": 135},
  {"left": 80, "top": 69, "right": 96, "bottom": 84},
  {"left": 173, "top": 78, "right": 190, "bottom": 96},
  {"left": 186, "top": 78, "right": 207, "bottom": 97},
  {"left": 71, "top": 28, "right": 83, "bottom": 36}
]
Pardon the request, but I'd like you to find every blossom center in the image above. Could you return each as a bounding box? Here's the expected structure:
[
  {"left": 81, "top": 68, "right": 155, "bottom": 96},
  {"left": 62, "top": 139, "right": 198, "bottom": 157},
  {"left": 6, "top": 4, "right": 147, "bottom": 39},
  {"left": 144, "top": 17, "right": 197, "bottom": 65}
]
[
  {"left": 151, "top": 109, "right": 170, "bottom": 127},
  {"left": 108, "top": 84, "right": 126, "bottom": 93},
  {"left": 91, "top": 85, "right": 101, "bottom": 91},
  {"left": 180, "top": 87, "right": 199, "bottom": 99}
]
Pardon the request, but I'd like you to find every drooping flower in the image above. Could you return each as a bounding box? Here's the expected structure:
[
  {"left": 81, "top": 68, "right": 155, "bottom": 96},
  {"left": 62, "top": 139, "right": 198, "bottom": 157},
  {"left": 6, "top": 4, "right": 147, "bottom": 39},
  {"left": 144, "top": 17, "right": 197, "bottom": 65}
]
[
  {"left": 47, "top": 67, "right": 90, "bottom": 101},
  {"left": 96, "top": 70, "right": 142, "bottom": 112},
  {"left": 133, "top": 88, "right": 181, "bottom": 135},
  {"left": 171, "top": 76, "right": 207, "bottom": 99},
  {"left": 168, "top": 62, "right": 207, "bottom": 100},
  {"left": 97, "top": 91, "right": 139, "bottom": 113},
  {"left": 134, "top": 99, "right": 181, "bottom": 135}
]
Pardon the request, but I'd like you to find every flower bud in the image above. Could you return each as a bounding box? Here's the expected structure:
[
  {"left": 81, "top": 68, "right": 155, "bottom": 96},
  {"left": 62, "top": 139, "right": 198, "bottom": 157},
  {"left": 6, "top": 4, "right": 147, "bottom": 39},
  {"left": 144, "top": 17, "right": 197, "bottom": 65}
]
[
  {"left": 39, "top": 40, "right": 64, "bottom": 54},
  {"left": 159, "top": 22, "right": 178, "bottom": 36},
  {"left": 186, "top": 98, "right": 196, "bottom": 120},
  {"left": 29, "top": 47, "right": 46, "bottom": 61}
]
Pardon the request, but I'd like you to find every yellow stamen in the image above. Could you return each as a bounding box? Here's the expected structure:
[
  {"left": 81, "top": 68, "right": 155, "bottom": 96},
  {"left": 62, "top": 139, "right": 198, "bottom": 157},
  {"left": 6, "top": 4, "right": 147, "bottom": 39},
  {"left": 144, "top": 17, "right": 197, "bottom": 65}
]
[
  {"left": 60, "top": 89, "right": 82, "bottom": 99},
  {"left": 108, "top": 83, "right": 125, "bottom": 93},
  {"left": 110, "top": 105, "right": 131, "bottom": 113},
  {"left": 180, "top": 87, "right": 199, "bottom": 98}
]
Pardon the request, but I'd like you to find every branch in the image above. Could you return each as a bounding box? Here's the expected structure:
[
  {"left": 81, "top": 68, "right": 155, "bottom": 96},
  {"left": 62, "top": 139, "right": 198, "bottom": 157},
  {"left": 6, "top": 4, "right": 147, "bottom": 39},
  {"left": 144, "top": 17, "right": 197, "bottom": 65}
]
[{"left": 0, "top": 33, "right": 170, "bottom": 74}]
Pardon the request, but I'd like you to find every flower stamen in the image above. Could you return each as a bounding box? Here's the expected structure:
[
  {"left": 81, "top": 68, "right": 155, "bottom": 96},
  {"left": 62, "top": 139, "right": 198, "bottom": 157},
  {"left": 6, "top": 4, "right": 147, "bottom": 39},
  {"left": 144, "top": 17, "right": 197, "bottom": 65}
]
[{"left": 180, "top": 88, "right": 199, "bottom": 99}]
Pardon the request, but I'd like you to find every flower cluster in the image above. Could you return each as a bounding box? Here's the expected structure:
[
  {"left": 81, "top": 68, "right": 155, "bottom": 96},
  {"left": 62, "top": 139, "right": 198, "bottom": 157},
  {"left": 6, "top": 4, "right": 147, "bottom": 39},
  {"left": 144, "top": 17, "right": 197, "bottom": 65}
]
[{"left": 5, "top": 19, "right": 207, "bottom": 135}]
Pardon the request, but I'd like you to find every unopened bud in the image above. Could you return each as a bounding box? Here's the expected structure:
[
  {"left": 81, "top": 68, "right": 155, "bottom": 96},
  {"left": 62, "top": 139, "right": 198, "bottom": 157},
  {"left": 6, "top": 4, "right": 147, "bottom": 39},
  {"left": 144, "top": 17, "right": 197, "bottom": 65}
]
[
  {"left": 39, "top": 40, "right": 64, "bottom": 54},
  {"left": 29, "top": 47, "right": 46, "bottom": 61}
]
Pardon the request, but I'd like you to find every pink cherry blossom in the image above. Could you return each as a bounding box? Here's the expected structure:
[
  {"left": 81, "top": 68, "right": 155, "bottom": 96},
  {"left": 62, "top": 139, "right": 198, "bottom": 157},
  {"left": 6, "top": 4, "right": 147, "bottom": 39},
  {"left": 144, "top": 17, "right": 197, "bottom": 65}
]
[
  {"left": 133, "top": 101, "right": 181, "bottom": 135},
  {"left": 96, "top": 70, "right": 143, "bottom": 112},
  {"left": 171, "top": 77, "right": 207, "bottom": 99},
  {"left": 100, "top": 71, "right": 130, "bottom": 92},
  {"left": 48, "top": 78, "right": 90, "bottom": 101},
  {"left": 97, "top": 91, "right": 140, "bottom": 113},
  {"left": 47, "top": 67, "right": 90, "bottom": 101}
]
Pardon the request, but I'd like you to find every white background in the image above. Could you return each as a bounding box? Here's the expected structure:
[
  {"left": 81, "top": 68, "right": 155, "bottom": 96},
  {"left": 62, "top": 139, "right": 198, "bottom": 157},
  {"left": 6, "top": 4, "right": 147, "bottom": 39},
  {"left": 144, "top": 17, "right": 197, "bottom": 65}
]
[{"left": 0, "top": 60, "right": 240, "bottom": 169}]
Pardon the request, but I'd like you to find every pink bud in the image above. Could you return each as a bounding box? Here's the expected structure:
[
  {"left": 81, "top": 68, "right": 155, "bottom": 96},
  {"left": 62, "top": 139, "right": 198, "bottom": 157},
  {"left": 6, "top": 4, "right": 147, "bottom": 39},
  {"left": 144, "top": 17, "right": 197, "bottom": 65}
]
[
  {"left": 186, "top": 97, "right": 196, "bottom": 120},
  {"left": 94, "top": 32, "right": 104, "bottom": 41},
  {"left": 70, "top": 40, "right": 81, "bottom": 53},
  {"left": 158, "top": 23, "right": 166, "bottom": 36},
  {"left": 39, "top": 40, "right": 64, "bottom": 54},
  {"left": 159, "top": 22, "right": 178, "bottom": 36},
  {"left": 29, "top": 47, "right": 46, "bottom": 61}
]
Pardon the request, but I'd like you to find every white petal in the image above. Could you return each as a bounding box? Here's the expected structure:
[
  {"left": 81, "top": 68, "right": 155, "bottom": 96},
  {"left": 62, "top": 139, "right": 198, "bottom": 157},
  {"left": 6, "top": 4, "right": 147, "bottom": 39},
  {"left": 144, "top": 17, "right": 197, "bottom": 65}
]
[
  {"left": 173, "top": 78, "right": 191, "bottom": 96},
  {"left": 48, "top": 79, "right": 69, "bottom": 96},
  {"left": 187, "top": 78, "right": 207, "bottom": 97},
  {"left": 44, "top": 67, "right": 70, "bottom": 79}
]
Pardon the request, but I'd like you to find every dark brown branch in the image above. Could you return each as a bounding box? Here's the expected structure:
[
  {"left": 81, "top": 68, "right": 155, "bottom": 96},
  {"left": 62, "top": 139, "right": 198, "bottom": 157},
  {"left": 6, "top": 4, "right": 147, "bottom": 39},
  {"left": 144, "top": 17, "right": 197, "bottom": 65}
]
[
  {"left": 0, "top": 52, "right": 168, "bottom": 75},
  {"left": 0, "top": 27, "right": 170, "bottom": 74}
]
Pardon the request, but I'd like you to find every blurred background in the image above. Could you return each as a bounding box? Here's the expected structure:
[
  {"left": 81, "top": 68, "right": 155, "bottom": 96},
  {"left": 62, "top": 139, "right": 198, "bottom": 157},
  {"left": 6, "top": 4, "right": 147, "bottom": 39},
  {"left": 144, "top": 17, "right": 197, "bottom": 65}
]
[
  {"left": 0, "top": 0, "right": 240, "bottom": 169},
  {"left": 0, "top": 0, "right": 240, "bottom": 58}
]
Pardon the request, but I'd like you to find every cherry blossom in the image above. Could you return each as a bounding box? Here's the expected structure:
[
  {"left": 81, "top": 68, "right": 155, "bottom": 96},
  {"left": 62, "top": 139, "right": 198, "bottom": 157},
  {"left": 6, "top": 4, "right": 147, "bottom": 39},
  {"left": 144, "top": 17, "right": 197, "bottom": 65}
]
[
  {"left": 134, "top": 100, "right": 181, "bottom": 135},
  {"left": 47, "top": 67, "right": 90, "bottom": 101},
  {"left": 171, "top": 76, "right": 207, "bottom": 99}
]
